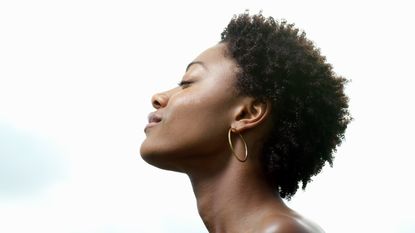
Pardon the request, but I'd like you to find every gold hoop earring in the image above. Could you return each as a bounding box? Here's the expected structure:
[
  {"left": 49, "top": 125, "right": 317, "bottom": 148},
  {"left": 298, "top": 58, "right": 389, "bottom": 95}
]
[{"left": 228, "top": 128, "right": 248, "bottom": 162}]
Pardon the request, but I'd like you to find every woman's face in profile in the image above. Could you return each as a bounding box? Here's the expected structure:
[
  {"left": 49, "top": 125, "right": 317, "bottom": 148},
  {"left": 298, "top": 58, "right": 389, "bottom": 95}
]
[{"left": 140, "top": 43, "right": 241, "bottom": 171}]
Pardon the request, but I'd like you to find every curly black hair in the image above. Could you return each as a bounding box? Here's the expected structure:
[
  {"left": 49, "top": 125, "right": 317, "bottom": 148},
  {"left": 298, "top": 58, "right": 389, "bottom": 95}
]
[{"left": 221, "top": 12, "right": 351, "bottom": 199}]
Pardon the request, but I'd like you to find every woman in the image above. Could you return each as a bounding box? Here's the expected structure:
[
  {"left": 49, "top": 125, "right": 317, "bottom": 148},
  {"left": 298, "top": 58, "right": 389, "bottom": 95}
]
[{"left": 141, "top": 12, "right": 350, "bottom": 233}]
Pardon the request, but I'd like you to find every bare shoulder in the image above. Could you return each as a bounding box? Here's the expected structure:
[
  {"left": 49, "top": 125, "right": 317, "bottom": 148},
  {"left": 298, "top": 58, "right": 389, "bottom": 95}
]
[{"left": 258, "top": 214, "right": 325, "bottom": 233}]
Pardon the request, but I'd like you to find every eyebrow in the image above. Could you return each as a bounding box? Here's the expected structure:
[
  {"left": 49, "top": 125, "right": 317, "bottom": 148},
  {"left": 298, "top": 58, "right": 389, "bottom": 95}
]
[{"left": 185, "top": 61, "right": 207, "bottom": 72}]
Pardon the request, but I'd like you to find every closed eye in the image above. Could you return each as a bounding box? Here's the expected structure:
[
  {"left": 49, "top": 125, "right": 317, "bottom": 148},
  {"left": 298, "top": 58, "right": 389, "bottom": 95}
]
[{"left": 177, "top": 80, "right": 192, "bottom": 88}]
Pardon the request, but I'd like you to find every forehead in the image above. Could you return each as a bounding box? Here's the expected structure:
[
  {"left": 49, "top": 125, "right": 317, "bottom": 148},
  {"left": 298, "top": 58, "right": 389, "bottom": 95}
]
[
  {"left": 192, "top": 43, "right": 238, "bottom": 75},
  {"left": 194, "top": 43, "right": 236, "bottom": 69},
  {"left": 194, "top": 43, "right": 227, "bottom": 60}
]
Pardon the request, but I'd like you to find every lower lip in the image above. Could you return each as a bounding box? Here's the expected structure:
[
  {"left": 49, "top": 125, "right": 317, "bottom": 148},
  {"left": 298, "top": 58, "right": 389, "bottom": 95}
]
[{"left": 144, "top": 122, "right": 160, "bottom": 133}]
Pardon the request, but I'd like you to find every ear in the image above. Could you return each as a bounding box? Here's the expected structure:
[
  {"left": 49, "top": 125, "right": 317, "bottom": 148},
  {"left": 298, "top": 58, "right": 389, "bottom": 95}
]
[{"left": 231, "top": 98, "right": 271, "bottom": 132}]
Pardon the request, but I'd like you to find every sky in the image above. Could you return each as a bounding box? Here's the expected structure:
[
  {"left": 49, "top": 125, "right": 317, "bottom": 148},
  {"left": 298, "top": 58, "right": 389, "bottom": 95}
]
[{"left": 0, "top": 0, "right": 414, "bottom": 232}]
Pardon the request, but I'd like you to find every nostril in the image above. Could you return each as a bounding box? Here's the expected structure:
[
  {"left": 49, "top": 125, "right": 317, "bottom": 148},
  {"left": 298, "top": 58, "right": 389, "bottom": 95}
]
[
  {"left": 152, "top": 99, "right": 161, "bottom": 109},
  {"left": 151, "top": 93, "right": 168, "bottom": 109}
]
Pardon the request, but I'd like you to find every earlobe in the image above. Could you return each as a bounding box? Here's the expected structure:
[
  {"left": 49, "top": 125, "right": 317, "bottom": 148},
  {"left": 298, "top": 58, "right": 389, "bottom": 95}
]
[{"left": 231, "top": 98, "right": 271, "bottom": 132}]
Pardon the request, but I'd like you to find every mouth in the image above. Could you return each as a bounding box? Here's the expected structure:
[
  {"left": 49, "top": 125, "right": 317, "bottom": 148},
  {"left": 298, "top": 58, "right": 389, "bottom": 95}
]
[{"left": 144, "top": 112, "right": 162, "bottom": 133}]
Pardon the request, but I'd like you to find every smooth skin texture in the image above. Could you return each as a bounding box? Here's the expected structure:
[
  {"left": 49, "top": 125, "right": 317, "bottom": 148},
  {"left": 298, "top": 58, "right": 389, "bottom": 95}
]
[{"left": 140, "top": 43, "right": 324, "bottom": 233}]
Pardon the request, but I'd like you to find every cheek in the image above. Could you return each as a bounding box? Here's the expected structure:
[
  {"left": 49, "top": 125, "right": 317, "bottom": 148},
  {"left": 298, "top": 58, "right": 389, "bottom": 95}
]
[
  {"left": 169, "top": 88, "right": 233, "bottom": 130},
  {"left": 141, "top": 92, "right": 231, "bottom": 159},
  {"left": 165, "top": 96, "right": 227, "bottom": 147}
]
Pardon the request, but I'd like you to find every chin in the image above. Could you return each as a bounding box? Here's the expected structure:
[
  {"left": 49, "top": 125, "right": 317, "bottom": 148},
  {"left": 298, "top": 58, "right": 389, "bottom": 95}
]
[
  {"left": 140, "top": 142, "right": 183, "bottom": 172},
  {"left": 139, "top": 141, "right": 159, "bottom": 165}
]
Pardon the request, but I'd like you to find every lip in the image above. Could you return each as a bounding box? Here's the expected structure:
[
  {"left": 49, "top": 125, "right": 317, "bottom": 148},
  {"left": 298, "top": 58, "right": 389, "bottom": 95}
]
[
  {"left": 144, "top": 122, "right": 159, "bottom": 132},
  {"left": 144, "top": 112, "right": 162, "bottom": 133}
]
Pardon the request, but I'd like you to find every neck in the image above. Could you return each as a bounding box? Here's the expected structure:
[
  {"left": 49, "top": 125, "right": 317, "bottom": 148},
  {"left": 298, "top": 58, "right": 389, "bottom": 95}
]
[{"left": 187, "top": 156, "right": 286, "bottom": 233}]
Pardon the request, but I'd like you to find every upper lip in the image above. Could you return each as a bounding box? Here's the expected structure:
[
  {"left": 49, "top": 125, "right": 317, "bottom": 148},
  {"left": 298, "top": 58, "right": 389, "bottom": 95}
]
[{"left": 148, "top": 112, "right": 162, "bottom": 124}]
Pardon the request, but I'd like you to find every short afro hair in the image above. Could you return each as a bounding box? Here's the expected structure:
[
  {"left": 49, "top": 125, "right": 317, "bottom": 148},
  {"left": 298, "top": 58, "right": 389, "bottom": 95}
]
[{"left": 221, "top": 12, "right": 351, "bottom": 199}]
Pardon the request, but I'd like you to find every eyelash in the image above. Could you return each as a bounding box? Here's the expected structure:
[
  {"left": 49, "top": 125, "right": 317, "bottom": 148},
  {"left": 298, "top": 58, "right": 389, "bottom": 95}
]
[{"left": 177, "top": 80, "right": 192, "bottom": 88}]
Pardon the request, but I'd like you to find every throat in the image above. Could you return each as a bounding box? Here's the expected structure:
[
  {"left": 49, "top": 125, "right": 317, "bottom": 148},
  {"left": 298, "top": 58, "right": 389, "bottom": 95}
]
[{"left": 188, "top": 160, "right": 282, "bottom": 232}]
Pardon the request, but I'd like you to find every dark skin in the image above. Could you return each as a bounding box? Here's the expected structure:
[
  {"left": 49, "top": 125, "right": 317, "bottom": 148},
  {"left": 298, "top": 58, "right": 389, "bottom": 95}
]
[{"left": 140, "top": 43, "right": 324, "bottom": 233}]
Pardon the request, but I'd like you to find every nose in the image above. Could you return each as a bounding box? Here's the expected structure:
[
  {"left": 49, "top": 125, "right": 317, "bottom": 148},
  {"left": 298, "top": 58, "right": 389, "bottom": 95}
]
[{"left": 151, "top": 92, "right": 169, "bottom": 109}]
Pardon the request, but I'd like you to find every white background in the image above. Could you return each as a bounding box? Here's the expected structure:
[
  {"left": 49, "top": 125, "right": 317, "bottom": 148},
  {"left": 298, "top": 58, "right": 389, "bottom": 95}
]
[{"left": 1, "top": 0, "right": 414, "bottom": 232}]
